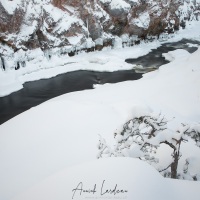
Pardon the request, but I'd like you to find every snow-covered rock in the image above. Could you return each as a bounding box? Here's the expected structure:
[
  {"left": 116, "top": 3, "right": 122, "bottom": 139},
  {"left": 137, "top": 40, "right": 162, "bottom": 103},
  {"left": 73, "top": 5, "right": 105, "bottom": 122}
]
[{"left": 0, "top": 0, "right": 199, "bottom": 58}]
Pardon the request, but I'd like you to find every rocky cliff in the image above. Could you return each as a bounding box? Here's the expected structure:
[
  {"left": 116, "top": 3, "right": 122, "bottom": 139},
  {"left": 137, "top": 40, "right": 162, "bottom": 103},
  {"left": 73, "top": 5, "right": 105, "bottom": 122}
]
[{"left": 0, "top": 0, "right": 200, "bottom": 69}]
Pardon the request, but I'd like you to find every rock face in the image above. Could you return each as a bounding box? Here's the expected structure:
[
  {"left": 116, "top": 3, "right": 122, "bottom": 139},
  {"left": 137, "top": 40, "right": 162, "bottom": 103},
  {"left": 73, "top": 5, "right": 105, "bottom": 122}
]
[{"left": 0, "top": 0, "right": 199, "bottom": 59}]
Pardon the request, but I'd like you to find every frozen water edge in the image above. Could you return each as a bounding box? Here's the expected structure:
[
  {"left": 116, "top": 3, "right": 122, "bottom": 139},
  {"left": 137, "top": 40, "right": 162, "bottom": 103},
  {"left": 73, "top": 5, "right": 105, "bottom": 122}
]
[
  {"left": 0, "top": 21, "right": 200, "bottom": 97},
  {"left": 0, "top": 41, "right": 160, "bottom": 97}
]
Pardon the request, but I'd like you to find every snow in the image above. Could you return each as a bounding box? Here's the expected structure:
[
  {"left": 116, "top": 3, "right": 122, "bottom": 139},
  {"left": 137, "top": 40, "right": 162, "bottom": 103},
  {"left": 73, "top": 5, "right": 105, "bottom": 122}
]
[
  {"left": 10, "top": 158, "right": 200, "bottom": 200},
  {"left": 67, "top": 35, "right": 83, "bottom": 45},
  {"left": 0, "top": 16, "right": 200, "bottom": 200},
  {"left": 131, "top": 11, "right": 151, "bottom": 29},
  {"left": 44, "top": 4, "right": 64, "bottom": 22},
  {"left": 112, "top": 36, "right": 123, "bottom": 49},
  {"left": 0, "top": 70, "right": 23, "bottom": 97},
  {"left": 44, "top": 3, "right": 84, "bottom": 36},
  {"left": 18, "top": 20, "right": 38, "bottom": 41},
  {"left": 53, "top": 16, "right": 81, "bottom": 35},
  {"left": 95, "top": 38, "right": 103, "bottom": 46},
  {"left": 178, "top": 0, "right": 200, "bottom": 21},
  {"left": 162, "top": 49, "right": 190, "bottom": 61},
  {"left": 109, "top": 0, "right": 131, "bottom": 12},
  {"left": 99, "top": 0, "right": 112, "bottom": 4},
  {"left": 179, "top": 141, "right": 200, "bottom": 176},
  {"left": 0, "top": 0, "right": 22, "bottom": 15}
]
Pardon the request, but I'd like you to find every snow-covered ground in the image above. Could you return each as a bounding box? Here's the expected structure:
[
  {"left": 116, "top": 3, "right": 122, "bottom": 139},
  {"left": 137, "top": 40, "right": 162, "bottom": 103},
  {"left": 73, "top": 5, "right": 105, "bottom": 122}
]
[
  {"left": 11, "top": 158, "right": 200, "bottom": 200},
  {"left": 0, "top": 21, "right": 200, "bottom": 97},
  {"left": 0, "top": 21, "right": 200, "bottom": 200}
]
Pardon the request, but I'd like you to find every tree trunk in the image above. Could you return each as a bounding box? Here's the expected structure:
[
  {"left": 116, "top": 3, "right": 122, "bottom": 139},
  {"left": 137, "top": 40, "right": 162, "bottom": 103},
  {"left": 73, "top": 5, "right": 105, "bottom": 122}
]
[
  {"left": 171, "top": 152, "right": 179, "bottom": 179},
  {"left": 171, "top": 139, "right": 182, "bottom": 179},
  {"left": 0, "top": 56, "right": 5, "bottom": 71}
]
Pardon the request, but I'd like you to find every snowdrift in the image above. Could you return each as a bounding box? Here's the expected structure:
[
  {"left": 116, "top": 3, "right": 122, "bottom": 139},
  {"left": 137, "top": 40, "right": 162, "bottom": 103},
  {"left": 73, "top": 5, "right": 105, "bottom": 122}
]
[{"left": 11, "top": 158, "right": 200, "bottom": 200}]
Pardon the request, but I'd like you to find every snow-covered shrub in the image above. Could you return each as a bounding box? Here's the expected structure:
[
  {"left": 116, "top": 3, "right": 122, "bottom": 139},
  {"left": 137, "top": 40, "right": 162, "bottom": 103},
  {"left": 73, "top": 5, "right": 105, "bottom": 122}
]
[{"left": 97, "top": 113, "right": 200, "bottom": 181}]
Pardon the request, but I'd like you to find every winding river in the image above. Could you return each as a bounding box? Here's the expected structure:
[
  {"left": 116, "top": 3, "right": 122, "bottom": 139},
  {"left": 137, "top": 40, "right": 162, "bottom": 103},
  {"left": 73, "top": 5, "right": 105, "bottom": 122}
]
[{"left": 0, "top": 39, "right": 199, "bottom": 125}]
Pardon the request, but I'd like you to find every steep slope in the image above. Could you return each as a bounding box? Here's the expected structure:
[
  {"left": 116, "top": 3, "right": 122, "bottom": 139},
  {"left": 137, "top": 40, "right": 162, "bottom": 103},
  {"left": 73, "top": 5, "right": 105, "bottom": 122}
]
[{"left": 0, "top": 0, "right": 199, "bottom": 57}]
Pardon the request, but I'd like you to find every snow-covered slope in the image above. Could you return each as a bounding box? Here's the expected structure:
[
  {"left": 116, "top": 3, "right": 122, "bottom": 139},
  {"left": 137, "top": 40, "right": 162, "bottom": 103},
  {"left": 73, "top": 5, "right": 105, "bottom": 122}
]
[
  {"left": 0, "top": 38, "right": 200, "bottom": 200},
  {"left": 11, "top": 158, "right": 200, "bottom": 200}
]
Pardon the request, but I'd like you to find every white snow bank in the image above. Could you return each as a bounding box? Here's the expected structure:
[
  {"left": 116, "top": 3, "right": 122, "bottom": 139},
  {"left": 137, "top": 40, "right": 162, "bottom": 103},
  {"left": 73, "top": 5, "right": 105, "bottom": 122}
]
[
  {"left": 131, "top": 11, "right": 150, "bottom": 29},
  {"left": 162, "top": 49, "right": 190, "bottom": 61},
  {"left": 11, "top": 158, "right": 200, "bottom": 200},
  {"left": 112, "top": 36, "right": 123, "bottom": 49},
  {"left": 0, "top": 0, "right": 22, "bottom": 15},
  {"left": 0, "top": 70, "right": 23, "bottom": 97},
  {"left": 167, "top": 21, "right": 200, "bottom": 42},
  {"left": 110, "top": 0, "right": 131, "bottom": 12}
]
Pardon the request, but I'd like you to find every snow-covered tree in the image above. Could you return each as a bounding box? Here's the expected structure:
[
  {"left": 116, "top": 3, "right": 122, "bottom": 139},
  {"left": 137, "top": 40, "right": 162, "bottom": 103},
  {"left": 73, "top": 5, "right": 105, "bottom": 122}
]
[{"left": 97, "top": 113, "right": 200, "bottom": 180}]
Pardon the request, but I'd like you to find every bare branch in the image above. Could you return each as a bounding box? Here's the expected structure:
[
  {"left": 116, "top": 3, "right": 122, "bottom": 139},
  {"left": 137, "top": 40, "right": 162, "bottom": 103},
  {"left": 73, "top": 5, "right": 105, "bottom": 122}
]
[{"left": 159, "top": 163, "right": 172, "bottom": 173}]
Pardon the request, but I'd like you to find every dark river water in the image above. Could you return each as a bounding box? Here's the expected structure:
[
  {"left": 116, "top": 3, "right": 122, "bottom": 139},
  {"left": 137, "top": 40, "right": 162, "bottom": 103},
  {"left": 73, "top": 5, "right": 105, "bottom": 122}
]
[
  {"left": 126, "top": 39, "right": 199, "bottom": 67},
  {"left": 0, "top": 39, "right": 199, "bottom": 125}
]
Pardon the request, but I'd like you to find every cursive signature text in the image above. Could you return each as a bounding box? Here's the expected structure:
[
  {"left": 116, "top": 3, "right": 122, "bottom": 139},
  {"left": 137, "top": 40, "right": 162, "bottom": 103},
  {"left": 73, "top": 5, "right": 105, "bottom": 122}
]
[{"left": 72, "top": 180, "right": 128, "bottom": 199}]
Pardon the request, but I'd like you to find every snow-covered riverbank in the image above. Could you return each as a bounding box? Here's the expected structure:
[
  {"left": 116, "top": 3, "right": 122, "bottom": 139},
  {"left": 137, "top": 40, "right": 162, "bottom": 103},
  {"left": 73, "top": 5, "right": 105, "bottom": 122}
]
[{"left": 0, "top": 21, "right": 200, "bottom": 97}]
